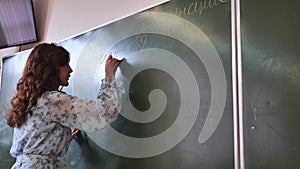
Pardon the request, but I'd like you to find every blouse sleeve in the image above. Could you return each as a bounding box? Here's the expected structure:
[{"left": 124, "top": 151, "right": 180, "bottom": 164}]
[{"left": 47, "top": 77, "right": 125, "bottom": 132}]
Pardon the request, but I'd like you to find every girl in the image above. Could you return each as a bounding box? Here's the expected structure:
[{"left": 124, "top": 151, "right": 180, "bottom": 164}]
[{"left": 5, "top": 43, "right": 124, "bottom": 168}]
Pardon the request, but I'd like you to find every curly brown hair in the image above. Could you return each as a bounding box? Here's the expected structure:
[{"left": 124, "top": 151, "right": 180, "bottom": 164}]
[{"left": 6, "top": 43, "right": 70, "bottom": 128}]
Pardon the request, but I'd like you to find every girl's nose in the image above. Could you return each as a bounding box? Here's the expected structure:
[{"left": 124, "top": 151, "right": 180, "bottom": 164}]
[{"left": 69, "top": 65, "right": 73, "bottom": 73}]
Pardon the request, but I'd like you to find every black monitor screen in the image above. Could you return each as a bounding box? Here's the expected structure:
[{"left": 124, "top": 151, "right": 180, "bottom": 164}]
[{"left": 0, "top": 0, "right": 37, "bottom": 49}]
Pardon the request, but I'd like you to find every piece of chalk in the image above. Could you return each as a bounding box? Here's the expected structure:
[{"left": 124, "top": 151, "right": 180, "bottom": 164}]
[{"left": 118, "top": 58, "right": 125, "bottom": 63}]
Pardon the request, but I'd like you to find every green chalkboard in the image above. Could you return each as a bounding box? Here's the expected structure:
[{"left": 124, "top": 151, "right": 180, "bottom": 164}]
[
  {"left": 241, "top": 0, "right": 300, "bottom": 169},
  {"left": 0, "top": 0, "right": 233, "bottom": 168}
]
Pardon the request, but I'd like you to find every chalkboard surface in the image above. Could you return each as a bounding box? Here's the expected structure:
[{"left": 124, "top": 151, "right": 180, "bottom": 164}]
[
  {"left": 0, "top": 0, "right": 233, "bottom": 168},
  {"left": 241, "top": 0, "right": 300, "bottom": 169}
]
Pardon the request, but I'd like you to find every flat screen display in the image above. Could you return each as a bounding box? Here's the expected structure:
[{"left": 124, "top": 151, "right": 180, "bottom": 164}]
[{"left": 0, "top": 0, "right": 37, "bottom": 49}]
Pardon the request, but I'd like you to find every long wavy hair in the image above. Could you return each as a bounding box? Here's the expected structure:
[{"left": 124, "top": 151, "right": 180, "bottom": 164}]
[{"left": 6, "top": 43, "right": 70, "bottom": 128}]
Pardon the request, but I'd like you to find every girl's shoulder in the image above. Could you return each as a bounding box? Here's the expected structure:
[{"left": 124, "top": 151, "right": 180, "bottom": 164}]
[
  {"left": 42, "top": 90, "right": 67, "bottom": 98},
  {"left": 41, "top": 90, "right": 77, "bottom": 103}
]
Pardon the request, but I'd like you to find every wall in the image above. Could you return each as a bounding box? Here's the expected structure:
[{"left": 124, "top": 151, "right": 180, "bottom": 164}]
[{"left": 0, "top": 0, "right": 169, "bottom": 58}]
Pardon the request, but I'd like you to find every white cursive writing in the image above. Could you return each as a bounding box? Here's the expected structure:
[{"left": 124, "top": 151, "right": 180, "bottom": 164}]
[{"left": 175, "top": 0, "right": 230, "bottom": 16}]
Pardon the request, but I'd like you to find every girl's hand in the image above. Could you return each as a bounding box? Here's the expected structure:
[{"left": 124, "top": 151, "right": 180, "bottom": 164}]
[
  {"left": 71, "top": 128, "right": 79, "bottom": 138},
  {"left": 105, "top": 55, "right": 120, "bottom": 78}
]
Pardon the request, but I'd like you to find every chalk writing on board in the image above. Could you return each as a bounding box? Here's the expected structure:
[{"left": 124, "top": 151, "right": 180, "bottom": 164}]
[
  {"left": 74, "top": 12, "right": 227, "bottom": 158},
  {"left": 136, "top": 34, "right": 148, "bottom": 49},
  {"left": 139, "top": 23, "right": 146, "bottom": 32},
  {"left": 135, "top": 23, "right": 148, "bottom": 49},
  {"left": 175, "top": 0, "right": 229, "bottom": 16}
]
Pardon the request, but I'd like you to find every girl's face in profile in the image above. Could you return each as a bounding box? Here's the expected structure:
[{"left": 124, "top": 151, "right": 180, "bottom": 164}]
[{"left": 58, "top": 64, "right": 73, "bottom": 86}]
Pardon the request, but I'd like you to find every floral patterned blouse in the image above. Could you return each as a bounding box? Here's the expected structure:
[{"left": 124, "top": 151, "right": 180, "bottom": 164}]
[{"left": 9, "top": 77, "right": 124, "bottom": 169}]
